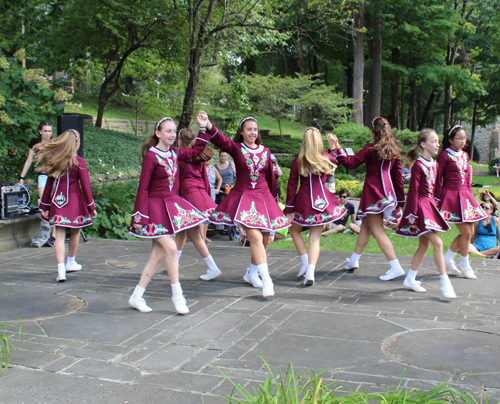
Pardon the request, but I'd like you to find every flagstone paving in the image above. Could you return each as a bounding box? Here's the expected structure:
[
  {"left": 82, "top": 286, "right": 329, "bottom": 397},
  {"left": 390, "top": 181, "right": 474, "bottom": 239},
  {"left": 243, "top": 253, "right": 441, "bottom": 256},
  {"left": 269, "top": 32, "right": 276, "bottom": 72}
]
[{"left": 0, "top": 236, "right": 499, "bottom": 403}]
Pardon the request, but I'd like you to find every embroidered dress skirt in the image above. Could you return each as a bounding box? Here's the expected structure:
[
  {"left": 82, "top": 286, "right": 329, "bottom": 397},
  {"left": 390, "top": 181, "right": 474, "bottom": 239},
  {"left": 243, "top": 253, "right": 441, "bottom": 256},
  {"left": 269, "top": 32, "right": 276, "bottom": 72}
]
[
  {"left": 209, "top": 190, "right": 289, "bottom": 231},
  {"left": 291, "top": 192, "right": 347, "bottom": 226},
  {"left": 358, "top": 190, "right": 402, "bottom": 225},
  {"left": 439, "top": 188, "right": 487, "bottom": 223},
  {"left": 128, "top": 195, "right": 207, "bottom": 238},
  {"left": 397, "top": 199, "right": 450, "bottom": 238},
  {"left": 43, "top": 192, "right": 93, "bottom": 228},
  {"left": 181, "top": 190, "right": 217, "bottom": 217}
]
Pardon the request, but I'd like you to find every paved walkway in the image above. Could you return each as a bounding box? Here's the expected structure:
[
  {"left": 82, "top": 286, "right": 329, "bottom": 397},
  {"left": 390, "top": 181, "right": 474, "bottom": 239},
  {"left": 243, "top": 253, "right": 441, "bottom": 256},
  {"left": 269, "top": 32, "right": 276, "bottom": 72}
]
[{"left": 1, "top": 235, "right": 499, "bottom": 403}]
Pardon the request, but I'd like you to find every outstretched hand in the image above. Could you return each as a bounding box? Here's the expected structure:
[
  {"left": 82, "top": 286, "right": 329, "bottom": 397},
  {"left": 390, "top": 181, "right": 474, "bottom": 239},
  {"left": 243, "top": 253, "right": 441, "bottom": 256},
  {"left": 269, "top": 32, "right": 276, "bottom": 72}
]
[
  {"left": 327, "top": 133, "right": 339, "bottom": 149},
  {"left": 197, "top": 111, "right": 212, "bottom": 131}
]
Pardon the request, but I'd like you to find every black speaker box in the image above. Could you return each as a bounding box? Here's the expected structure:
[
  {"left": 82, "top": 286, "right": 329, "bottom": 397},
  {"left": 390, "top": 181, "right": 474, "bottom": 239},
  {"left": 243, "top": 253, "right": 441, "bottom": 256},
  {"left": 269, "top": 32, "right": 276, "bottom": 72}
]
[{"left": 58, "top": 114, "right": 84, "bottom": 157}]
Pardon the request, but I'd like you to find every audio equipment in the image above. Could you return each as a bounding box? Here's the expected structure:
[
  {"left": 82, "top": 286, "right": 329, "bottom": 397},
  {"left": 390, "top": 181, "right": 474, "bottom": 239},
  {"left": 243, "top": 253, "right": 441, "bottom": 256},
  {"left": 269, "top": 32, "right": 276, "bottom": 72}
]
[{"left": 0, "top": 184, "right": 30, "bottom": 219}]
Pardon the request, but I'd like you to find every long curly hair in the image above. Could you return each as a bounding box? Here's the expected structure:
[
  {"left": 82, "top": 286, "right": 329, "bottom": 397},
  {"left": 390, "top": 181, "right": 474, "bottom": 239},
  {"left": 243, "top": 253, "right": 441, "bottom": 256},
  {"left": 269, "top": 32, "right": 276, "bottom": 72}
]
[
  {"left": 297, "top": 127, "right": 336, "bottom": 177},
  {"left": 370, "top": 117, "right": 400, "bottom": 160},
  {"left": 36, "top": 130, "right": 80, "bottom": 178}
]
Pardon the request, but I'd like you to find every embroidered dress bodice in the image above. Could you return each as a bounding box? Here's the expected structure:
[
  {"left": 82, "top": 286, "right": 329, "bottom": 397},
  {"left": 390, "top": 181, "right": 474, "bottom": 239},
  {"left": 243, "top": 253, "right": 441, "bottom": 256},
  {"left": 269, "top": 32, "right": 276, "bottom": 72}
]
[{"left": 151, "top": 146, "right": 177, "bottom": 191}]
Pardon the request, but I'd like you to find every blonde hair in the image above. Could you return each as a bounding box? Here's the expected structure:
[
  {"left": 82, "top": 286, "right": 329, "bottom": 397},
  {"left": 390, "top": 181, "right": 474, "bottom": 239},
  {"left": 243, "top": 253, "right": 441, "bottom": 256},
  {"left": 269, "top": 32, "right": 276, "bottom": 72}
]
[
  {"left": 36, "top": 130, "right": 80, "bottom": 178},
  {"left": 404, "top": 129, "right": 437, "bottom": 168},
  {"left": 297, "top": 128, "right": 335, "bottom": 177}
]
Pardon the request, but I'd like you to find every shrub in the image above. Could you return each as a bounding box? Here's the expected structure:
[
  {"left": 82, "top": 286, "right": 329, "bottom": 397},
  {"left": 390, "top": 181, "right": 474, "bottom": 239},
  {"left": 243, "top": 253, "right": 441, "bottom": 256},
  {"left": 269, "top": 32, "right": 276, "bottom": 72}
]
[
  {"left": 335, "top": 179, "right": 363, "bottom": 197},
  {"left": 334, "top": 173, "right": 355, "bottom": 181},
  {"left": 86, "top": 180, "right": 138, "bottom": 240},
  {"left": 488, "top": 158, "right": 499, "bottom": 175},
  {"left": 278, "top": 167, "right": 290, "bottom": 204},
  {"left": 0, "top": 54, "right": 66, "bottom": 182},
  {"left": 332, "top": 123, "right": 372, "bottom": 152},
  {"left": 277, "top": 157, "right": 294, "bottom": 169}
]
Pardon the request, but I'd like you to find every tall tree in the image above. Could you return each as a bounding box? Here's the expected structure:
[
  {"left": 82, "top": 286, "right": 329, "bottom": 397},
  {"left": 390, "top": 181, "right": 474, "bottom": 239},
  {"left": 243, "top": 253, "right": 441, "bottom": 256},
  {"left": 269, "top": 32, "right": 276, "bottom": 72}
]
[
  {"left": 352, "top": 0, "right": 365, "bottom": 124},
  {"left": 45, "top": 0, "right": 177, "bottom": 128}
]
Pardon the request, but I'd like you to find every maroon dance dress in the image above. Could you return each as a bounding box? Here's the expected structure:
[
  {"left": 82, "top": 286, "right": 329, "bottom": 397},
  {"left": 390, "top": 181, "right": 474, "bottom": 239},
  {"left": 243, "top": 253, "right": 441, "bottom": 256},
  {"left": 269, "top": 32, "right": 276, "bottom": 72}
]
[
  {"left": 284, "top": 155, "right": 347, "bottom": 226},
  {"left": 435, "top": 148, "right": 486, "bottom": 223},
  {"left": 204, "top": 126, "right": 289, "bottom": 231},
  {"left": 331, "top": 144, "right": 405, "bottom": 224},
  {"left": 178, "top": 159, "right": 216, "bottom": 216},
  {"left": 40, "top": 156, "right": 95, "bottom": 228},
  {"left": 397, "top": 157, "right": 450, "bottom": 237},
  {"left": 128, "top": 133, "right": 211, "bottom": 238}
]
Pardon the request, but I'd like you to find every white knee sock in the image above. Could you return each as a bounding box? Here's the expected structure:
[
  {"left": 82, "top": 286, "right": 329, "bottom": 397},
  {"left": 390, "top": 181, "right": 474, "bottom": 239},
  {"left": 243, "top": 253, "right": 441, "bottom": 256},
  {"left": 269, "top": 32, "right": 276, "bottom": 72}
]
[
  {"left": 444, "top": 249, "right": 457, "bottom": 262},
  {"left": 256, "top": 263, "right": 271, "bottom": 281},
  {"left": 249, "top": 263, "right": 259, "bottom": 275},
  {"left": 349, "top": 252, "right": 361, "bottom": 266},
  {"left": 203, "top": 255, "right": 219, "bottom": 272},
  {"left": 177, "top": 250, "right": 182, "bottom": 265},
  {"left": 389, "top": 258, "right": 402, "bottom": 269},
  {"left": 133, "top": 285, "right": 146, "bottom": 298},
  {"left": 439, "top": 273, "right": 451, "bottom": 286},
  {"left": 406, "top": 269, "right": 418, "bottom": 282},
  {"left": 171, "top": 282, "right": 182, "bottom": 296},
  {"left": 460, "top": 255, "right": 469, "bottom": 268}
]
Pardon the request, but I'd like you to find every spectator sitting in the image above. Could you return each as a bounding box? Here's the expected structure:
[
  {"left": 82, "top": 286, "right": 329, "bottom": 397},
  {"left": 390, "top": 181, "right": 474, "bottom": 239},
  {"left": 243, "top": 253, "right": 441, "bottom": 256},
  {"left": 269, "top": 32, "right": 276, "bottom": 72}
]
[
  {"left": 402, "top": 159, "right": 413, "bottom": 182},
  {"left": 321, "top": 189, "right": 357, "bottom": 236}
]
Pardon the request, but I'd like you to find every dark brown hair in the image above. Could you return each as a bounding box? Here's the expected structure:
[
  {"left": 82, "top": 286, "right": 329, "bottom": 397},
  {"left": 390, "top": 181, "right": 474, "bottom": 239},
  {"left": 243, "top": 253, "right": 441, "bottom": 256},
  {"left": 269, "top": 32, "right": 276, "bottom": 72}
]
[
  {"left": 442, "top": 125, "right": 465, "bottom": 151},
  {"left": 370, "top": 117, "right": 400, "bottom": 160},
  {"left": 232, "top": 117, "right": 262, "bottom": 145}
]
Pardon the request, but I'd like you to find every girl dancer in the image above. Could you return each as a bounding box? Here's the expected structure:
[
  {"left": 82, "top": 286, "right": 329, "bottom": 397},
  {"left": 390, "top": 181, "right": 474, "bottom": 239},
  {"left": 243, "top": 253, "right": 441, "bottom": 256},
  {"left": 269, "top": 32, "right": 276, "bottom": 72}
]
[
  {"left": 331, "top": 117, "right": 405, "bottom": 280},
  {"left": 284, "top": 129, "right": 347, "bottom": 285},
  {"left": 128, "top": 117, "right": 210, "bottom": 314},
  {"left": 435, "top": 125, "right": 486, "bottom": 279},
  {"left": 37, "top": 129, "right": 97, "bottom": 282},
  {"left": 175, "top": 128, "right": 222, "bottom": 281},
  {"left": 396, "top": 129, "right": 456, "bottom": 298},
  {"left": 198, "top": 111, "right": 289, "bottom": 297}
]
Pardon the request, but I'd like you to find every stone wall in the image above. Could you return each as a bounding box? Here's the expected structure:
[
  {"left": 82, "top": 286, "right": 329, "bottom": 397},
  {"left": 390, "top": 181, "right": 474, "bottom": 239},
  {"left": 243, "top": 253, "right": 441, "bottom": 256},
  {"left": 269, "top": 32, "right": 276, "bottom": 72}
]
[
  {"left": 85, "top": 117, "right": 231, "bottom": 137},
  {"left": 472, "top": 119, "right": 500, "bottom": 163}
]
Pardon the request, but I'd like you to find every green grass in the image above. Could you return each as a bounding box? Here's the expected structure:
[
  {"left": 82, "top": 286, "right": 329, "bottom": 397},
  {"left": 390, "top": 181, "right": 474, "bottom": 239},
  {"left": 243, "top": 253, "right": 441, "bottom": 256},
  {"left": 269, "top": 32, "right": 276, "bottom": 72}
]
[
  {"left": 70, "top": 94, "right": 171, "bottom": 121},
  {"left": 217, "top": 356, "right": 490, "bottom": 403},
  {"left": 270, "top": 226, "right": 463, "bottom": 256}
]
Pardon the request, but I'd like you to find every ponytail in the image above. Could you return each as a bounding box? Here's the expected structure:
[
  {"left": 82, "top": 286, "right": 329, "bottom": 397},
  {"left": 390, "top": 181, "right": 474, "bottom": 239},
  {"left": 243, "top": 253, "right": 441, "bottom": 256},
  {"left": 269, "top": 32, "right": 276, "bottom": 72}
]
[
  {"left": 370, "top": 117, "right": 400, "bottom": 160},
  {"left": 404, "top": 144, "right": 420, "bottom": 169},
  {"left": 405, "top": 129, "right": 438, "bottom": 168}
]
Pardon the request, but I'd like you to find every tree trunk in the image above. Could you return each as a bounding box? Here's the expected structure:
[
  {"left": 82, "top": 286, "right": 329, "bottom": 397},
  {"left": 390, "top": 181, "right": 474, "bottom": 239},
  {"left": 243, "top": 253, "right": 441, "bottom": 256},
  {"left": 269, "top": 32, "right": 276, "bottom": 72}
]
[
  {"left": 371, "top": 9, "right": 382, "bottom": 120},
  {"left": 410, "top": 79, "right": 417, "bottom": 132},
  {"left": 343, "top": 58, "right": 353, "bottom": 98},
  {"left": 324, "top": 64, "right": 329, "bottom": 87},
  {"left": 418, "top": 89, "right": 436, "bottom": 130},
  {"left": 352, "top": 0, "right": 365, "bottom": 125},
  {"left": 179, "top": 49, "right": 201, "bottom": 130},
  {"left": 400, "top": 79, "right": 405, "bottom": 129},
  {"left": 390, "top": 48, "right": 399, "bottom": 128},
  {"left": 470, "top": 101, "right": 477, "bottom": 161},
  {"left": 443, "top": 81, "right": 453, "bottom": 132}
]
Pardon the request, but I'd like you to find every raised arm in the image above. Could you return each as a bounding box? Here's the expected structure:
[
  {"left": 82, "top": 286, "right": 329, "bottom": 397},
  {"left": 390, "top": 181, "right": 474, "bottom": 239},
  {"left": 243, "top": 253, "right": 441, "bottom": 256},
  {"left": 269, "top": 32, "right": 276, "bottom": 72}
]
[{"left": 331, "top": 144, "right": 370, "bottom": 170}]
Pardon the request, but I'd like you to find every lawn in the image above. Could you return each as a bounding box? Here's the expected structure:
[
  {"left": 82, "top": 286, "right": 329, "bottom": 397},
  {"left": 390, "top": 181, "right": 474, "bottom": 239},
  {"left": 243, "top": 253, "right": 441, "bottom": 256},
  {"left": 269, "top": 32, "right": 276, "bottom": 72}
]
[{"left": 271, "top": 174, "right": 499, "bottom": 256}]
